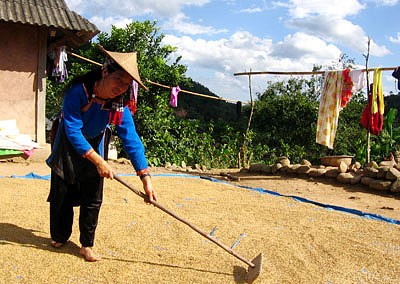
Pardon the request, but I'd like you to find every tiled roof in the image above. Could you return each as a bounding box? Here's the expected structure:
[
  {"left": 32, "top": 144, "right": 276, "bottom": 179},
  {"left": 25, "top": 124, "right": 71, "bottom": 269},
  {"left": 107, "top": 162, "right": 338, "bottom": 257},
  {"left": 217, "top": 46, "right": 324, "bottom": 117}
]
[{"left": 0, "top": 0, "right": 99, "bottom": 44}]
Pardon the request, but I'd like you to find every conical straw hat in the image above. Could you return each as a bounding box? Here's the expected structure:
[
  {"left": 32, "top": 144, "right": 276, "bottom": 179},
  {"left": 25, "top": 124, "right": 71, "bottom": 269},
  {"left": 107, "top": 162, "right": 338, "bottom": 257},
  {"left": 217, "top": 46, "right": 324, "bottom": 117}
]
[{"left": 98, "top": 45, "right": 148, "bottom": 91}]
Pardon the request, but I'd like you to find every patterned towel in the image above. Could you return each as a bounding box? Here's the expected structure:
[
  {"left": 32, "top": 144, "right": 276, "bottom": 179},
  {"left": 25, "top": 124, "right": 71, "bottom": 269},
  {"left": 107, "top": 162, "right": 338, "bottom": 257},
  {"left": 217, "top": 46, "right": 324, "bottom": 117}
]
[{"left": 316, "top": 71, "right": 343, "bottom": 149}]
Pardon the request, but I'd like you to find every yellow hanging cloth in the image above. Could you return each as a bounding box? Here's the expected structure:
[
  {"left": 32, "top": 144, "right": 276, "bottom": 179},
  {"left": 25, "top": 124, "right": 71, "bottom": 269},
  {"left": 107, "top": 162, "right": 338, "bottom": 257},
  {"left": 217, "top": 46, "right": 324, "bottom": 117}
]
[{"left": 371, "top": 68, "right": 384, "bottom": 115}]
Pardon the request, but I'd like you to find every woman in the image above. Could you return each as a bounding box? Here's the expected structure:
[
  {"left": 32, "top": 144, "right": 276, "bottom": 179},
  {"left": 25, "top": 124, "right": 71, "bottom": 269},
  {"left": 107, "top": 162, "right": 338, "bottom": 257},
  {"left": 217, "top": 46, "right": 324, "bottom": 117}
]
[{"left": 46, "top": 46, "right": 157, "bottom": 261}]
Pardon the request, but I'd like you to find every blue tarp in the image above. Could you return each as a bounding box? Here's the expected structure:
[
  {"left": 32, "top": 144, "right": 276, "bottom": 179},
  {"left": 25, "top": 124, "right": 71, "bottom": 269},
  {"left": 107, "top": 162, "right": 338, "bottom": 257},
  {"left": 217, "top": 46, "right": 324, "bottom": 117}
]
[{"left": 2, "top": 172, "right": 399, "bottom": 225}]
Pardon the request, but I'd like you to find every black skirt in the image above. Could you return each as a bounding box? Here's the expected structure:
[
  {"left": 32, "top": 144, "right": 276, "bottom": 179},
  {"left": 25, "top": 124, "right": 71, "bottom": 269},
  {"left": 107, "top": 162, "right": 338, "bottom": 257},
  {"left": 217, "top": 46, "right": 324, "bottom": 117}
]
[{"left": 46, "top": 121, "right": 111, "bottom": 206}]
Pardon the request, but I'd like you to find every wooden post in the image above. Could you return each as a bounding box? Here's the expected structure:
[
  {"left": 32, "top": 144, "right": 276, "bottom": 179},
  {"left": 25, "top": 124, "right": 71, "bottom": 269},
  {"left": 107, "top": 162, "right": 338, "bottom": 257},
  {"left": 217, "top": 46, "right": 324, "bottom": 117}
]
[
  {"left": 36, "top": 27, "right": 48, "bottom": 144},
  {"left": 364, "top": 37, "right": 371, "bottom": 164},
  {"left": 240, "top": 69, "right": 255, "bottom": 168}
]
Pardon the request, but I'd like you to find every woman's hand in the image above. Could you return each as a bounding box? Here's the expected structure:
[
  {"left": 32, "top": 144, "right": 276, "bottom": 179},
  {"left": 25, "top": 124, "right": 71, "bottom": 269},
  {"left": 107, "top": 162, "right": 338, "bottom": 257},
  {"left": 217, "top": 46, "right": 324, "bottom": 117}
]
[
  {"left": 96, "top": 160, "right": 114, "bottom": 179},
  {"left": 85, "top": 149, "right": 114, "bottom": 179},
  {"left": 141, "top": 175, "right": 157, "bottom": 203}
]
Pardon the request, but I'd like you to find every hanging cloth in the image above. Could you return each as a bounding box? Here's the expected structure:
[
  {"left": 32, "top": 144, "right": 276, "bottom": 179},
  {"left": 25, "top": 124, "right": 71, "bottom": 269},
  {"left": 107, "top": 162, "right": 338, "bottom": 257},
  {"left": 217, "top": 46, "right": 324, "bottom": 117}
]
[
  {"left": 349, "top": 69, "right": 367, "bottom": 93},
  {"left": 316, "top": 71, "right": 343, "bottom": 149},
  {"left": 51, "top": 46, "right": 68, "bottom": 83},
  {"left": 340, "top": 68, "right": 353, "bottom": 108},
  {"left": 125, "top": 80, "right": 138, "bottom": 116},
  {"left": 360, "top": 69, "right": 384, "bottom": 136},
  {"left": 169, "top": 86, "right": 181, "bottom": 108},
  {"left": 392, "top": 66, "right": 400, "bottom": 90},
  {"left": 360, "top": 84, "right": 384, "bottom": 135},
  {"left": 371, "top": 68, "right": 384, "bottom": 115}
]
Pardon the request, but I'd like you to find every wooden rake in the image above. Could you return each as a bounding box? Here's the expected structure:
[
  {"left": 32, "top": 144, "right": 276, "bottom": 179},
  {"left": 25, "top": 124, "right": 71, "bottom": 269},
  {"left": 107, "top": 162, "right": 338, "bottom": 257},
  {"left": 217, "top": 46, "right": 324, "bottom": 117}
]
[{"left": 114, "top": 175, "right": 263, "bottom": 283}]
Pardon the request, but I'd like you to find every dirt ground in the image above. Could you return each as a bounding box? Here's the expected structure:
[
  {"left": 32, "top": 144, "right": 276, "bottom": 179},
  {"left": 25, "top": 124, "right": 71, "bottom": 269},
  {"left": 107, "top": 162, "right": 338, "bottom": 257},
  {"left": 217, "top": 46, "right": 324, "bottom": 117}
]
[{"left": 1, "top": 157, "right": 400, "bottom": 283}]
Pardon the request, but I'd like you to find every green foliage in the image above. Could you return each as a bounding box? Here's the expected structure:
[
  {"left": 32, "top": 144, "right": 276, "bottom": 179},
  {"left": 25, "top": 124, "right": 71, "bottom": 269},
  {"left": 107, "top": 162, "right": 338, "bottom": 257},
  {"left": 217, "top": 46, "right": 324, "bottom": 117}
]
[
  {"left": 96, "top": 21, "right": 249, "bottom": 168},
  {"left": 366, "top": 108, "right": 400, "bottom": 163},
  {"left": 179, "top": 78, "right": 242, "bottom": 123},
  {"left": 46, "top": 21, "right": 400, "bottom": 169},
  {"left": 249, "top": 77, "right": 325, "bottom": 164},
  {"left": 46, "top": 80, "right": 65, "bottom": 119},
  {"left": 248, "top": 71, "right": 400, "bottom": 167},
  {"left": 46, "top": 20, "right": 244, "bottom": 168},
  {"left": 332, "top": 91, "right": 367, "bottom": 157}
]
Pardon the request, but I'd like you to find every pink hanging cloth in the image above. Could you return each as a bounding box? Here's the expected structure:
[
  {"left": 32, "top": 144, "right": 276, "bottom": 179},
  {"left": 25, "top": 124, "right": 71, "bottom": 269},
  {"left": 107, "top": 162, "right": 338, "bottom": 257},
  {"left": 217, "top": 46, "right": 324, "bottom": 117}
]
[{"left": 169, "top": 86, "right": 181, "bottom": 108}]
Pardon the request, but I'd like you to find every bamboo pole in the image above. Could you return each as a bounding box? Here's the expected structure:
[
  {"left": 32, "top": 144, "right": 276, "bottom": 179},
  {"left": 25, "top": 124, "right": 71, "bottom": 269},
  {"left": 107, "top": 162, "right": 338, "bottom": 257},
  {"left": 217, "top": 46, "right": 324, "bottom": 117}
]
[
  {"left": 67, "top": 51, "right": 102, "bottom": 66},
  {"left": 240, "top": 70, "right": 255, "bottom": 168},
  {"left": 146, "top": 80, "right": 243, "bottom": 104},
  {"left": 234, "top": 67, "right": 397, "bottom": 77},
  {"left": 364, "top": 38, "right": 371, "bottom": 164}
]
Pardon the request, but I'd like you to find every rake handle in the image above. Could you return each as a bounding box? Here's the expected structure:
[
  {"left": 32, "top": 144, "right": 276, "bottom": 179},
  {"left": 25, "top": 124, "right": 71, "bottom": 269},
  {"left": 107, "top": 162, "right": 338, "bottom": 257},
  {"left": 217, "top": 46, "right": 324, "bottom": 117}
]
[{"left": 114, "top": 175, "right": 255, "bottom": 268}]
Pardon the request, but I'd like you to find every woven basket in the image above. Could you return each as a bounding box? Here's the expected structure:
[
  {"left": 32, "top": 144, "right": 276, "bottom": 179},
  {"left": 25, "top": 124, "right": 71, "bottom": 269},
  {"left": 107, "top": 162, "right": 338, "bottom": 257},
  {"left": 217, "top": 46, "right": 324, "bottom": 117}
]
[{"left": 320, "top": 155, "right": 353, "bottom": 167}]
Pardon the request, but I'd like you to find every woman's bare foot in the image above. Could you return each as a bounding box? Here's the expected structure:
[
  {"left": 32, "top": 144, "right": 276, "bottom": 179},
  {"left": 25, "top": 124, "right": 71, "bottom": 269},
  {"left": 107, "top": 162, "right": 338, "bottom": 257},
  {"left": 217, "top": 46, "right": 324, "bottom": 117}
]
[
  {"left": 50, "top": 240, "right": 65, "bottom": 248},
  {"left": 79, "top": 246, "right": 101, "bottom": 262}
]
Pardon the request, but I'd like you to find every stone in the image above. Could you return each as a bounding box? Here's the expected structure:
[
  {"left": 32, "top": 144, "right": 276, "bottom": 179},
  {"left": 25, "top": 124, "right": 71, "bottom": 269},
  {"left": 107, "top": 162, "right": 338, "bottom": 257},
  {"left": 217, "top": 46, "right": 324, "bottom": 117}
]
[
  {"left": 261, "top": 164, "right": 272, "bottom": 174},
  {"left": 338, "top": 161, "right": 348, "bottom": 173},
  {"left": 249, "top": 163, "right": 263, "bottom": 173},
  {"left": 361, "top": 176, "right": 375, "bottom": 186},
  {"left": 336, "top": 173, "right": 353, "bottom": 184},
  {"left": 277, "top": 156, "right": 290, "bottom": 167},
  {"left": 325, "top": 168, "right": 339, "bottom": 178},
  {"left": 349, "top": 162, "right": 362, "bottom": 172},
  {"left": 363, "top": 167, "right": 379, "bottom": 178},
  {"left": 390, "top": 178, "right": 400, "bottom": 193},
  {"left": 296, "top": 165, "right": 311, "bottom": 174},
  {"left": 308, "top": 168, "right": 326, "bottom": 177},
  {"left": 350, "top": 174, "right": 362, "bottom": 185},
  {"left": 287, "top": 164, "right": 300, "bottom": 174},
  {"left": 379, "top": 160, "right": 396, "bottom": 167},
  {"left": 116, "top": 158, "right": 131, "bottom": 165},
  {"left": 377, "top": 166, "right": 390, "bottom": 179},
  {"left": 369, "top": 180, "right": 392, "bottom": 191},
  {"left": 366, "top": 161, "right": 379, "bottom": 168},
  {"left": 271, "top": 163, "right": 282, "bottom": 174},
  {"left": 279, "top": 165, "right": 290, "bottom": 173},
  {"left": 386, "top": 167, "right": 400, "bottom": 181}
]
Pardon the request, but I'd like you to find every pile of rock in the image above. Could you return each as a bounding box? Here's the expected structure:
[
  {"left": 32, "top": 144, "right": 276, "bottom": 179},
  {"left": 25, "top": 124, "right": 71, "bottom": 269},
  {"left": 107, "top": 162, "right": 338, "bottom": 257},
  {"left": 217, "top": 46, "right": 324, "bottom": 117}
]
[
  {"left": 248, "top": 156, "right": 400, "bottom": 193},
  {"left": 164, "top": 161, "right": 208, "bottom": 173}
]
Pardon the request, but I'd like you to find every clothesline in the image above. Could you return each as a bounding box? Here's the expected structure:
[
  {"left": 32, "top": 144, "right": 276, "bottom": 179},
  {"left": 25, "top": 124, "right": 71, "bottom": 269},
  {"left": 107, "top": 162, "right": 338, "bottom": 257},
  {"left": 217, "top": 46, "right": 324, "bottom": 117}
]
[
  {"left": 68, "top": 51, "right": 102, "bottom": 66},
  {"left": 146, "top": 80, "right": 242, "bottom": 104},
  {"left": 234, "top": 67, "right": 397, "bottom": 76},
  {"left": 67, "top": 51, "right": 243, "bottom": 104}
]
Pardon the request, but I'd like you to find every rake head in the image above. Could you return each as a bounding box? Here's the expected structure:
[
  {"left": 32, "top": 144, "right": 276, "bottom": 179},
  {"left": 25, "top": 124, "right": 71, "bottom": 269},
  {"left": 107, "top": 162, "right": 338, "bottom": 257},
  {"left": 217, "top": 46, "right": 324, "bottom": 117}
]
[{"left": 246, "top": 253, "right": 263, "bottom": 283}]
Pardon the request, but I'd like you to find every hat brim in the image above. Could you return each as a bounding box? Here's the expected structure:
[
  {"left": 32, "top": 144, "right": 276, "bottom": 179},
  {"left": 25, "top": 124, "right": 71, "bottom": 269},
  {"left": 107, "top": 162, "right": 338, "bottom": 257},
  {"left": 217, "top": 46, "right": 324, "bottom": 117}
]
[{"left": 98, "top": 45, "right": 148, "bottom": 91}]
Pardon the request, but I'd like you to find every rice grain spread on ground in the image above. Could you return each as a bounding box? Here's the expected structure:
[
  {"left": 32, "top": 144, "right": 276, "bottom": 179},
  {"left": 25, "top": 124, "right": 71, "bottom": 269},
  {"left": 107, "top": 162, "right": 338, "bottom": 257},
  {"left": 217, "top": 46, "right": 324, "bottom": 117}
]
[{"left": 0, "top": 162, "right": 399, "bottom": 283}]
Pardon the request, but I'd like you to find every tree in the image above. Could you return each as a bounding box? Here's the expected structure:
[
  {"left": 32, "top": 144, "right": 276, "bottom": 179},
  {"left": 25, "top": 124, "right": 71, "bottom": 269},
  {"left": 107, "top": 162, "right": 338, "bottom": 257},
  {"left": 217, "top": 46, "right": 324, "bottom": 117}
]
[
  {"left": 46, "top": 21, "right": 244, "bottom": 168},
  {"left": 249, "top": 76, "right": 324, "bottom": 164}
]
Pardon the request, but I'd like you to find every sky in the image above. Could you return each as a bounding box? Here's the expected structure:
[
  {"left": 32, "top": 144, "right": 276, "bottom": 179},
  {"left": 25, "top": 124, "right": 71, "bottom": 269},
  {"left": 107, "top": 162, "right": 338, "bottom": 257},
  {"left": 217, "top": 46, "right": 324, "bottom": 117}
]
[{"left": 65, "top": 0, "right": 400, "bottom": 103}]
